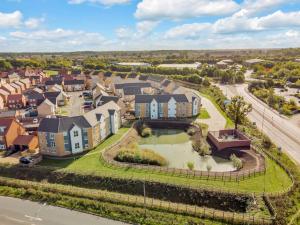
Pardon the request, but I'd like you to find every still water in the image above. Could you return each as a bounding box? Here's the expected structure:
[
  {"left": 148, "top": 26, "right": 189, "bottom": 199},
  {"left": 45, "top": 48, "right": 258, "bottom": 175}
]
[{"left": 138, "top": 129, "right": 235, "bottom": 172}]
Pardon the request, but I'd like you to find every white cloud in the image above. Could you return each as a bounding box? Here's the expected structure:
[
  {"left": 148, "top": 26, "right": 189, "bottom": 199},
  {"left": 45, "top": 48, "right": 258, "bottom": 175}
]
[
  {"left": 164, "top": 23, "right": 211, "bottom": 39},
  {"left": 0, "top": 11, "right": 22, "bottom": 28},
  {"left": 213, "top": 10, "right": 300, "bottom": 33},
  {"left": 5, "top": 28, "right": 108, "bottom": 52},
  {"left": 242, "top": 0, "right": 287, "bottom": 15},
  {"left": 116, "top": 20, "right": 159, "bottom": 40},
  {"left": 135, "top": 0, "right": 240, "bottom": 20},
  {"left": 24, "top": 17, "right": 44, "bottom": 29},
  {"left": 68, "top": 0, "right": 130, "bottom": 6}
]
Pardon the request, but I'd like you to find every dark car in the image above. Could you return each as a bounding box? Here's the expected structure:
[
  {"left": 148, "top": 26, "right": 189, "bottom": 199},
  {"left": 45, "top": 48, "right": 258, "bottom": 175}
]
[{"left": 19, "top": 156, "right": 33, "bottom": 164}]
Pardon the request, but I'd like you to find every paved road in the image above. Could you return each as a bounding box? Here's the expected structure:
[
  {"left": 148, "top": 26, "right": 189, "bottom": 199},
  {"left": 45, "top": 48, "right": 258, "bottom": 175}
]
[
  {"left": 0, "top": 196, "right": 129, "bottom": 225},
  {"left": 217, "top": 83, "right": 300, "bottom": 165}
]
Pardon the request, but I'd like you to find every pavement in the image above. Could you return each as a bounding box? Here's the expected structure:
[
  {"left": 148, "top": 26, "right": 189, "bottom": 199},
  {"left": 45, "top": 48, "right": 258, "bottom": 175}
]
[
  {"left": 59, "top": 91, "right": 84, "bottom": 117},
  {"left": 0, "top": 196, "right": 129, "bottom": 225},
  {"left": 217, "top": 83, "right": 300, "bottom": 165},
  {"left": 196, "top": 96, "right": 226, "bottom": 131}
]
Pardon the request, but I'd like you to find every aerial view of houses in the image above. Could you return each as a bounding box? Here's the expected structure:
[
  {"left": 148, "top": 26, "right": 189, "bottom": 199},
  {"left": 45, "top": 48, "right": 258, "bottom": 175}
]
[{"left": 0, "top": 1, "right": 300, "bottom": 224}]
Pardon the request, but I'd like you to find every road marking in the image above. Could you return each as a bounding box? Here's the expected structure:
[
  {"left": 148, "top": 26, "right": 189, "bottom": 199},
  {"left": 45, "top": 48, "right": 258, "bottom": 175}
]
[
  {"left": 0, "top": 214, "right": 27, "bottom": 224},
  {"left": 25, "top": 215, "right": 42, "bottom": 221}
]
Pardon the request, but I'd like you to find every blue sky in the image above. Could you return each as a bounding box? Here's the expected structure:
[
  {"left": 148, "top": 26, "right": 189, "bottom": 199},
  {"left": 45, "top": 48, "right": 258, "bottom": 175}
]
[{"left": 0, "top": 0, "right": 300, "bottom": 52}]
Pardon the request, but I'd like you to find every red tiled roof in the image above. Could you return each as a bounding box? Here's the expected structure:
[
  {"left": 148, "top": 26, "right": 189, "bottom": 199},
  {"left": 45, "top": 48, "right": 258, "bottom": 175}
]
[{"left": 13, "top": 135, "right": 37, "bottom": 146}]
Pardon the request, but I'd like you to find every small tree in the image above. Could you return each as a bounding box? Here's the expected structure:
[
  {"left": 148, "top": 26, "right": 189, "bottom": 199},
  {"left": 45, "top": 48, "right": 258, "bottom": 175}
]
[
  {"left": 187, "top": 162, "right": 194, "bottom": 170},
  {"left": 227, "top": 96, "right": 252, "bottom": 130}
]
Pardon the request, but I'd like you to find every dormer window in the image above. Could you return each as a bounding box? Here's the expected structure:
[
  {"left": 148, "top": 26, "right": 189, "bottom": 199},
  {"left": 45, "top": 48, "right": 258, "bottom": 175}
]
[{"left": 0, "top": 126, "right": 6, "bottom": 132}]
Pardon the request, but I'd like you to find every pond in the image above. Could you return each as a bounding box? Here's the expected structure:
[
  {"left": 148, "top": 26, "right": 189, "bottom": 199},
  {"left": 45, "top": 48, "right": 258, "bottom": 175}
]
[{"left": 138, "top": 129, "right": 235, "bottom": 172}]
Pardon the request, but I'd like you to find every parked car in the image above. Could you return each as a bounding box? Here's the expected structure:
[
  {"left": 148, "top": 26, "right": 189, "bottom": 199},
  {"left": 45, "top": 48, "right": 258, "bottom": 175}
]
[
  {"left": 19, "top": 156, "right": 33, "bottom": 164},
  {"left": 33, "top": 118, "right": 38, "bottom": 123}
]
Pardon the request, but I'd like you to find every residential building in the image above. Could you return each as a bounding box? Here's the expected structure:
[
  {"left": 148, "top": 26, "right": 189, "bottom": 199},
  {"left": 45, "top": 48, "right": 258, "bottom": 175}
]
[
  {"left": 7, "top": 94, "right": 26, "bottom": 109},
  {"left": 14, "top": 81, "right": 26, "bottom": 91},
  {"left": 45, "top": 79, "right": 63, "bottom": 91},
  {"left": 20, "top": 78, "right": 31, "bottom": 89},
  {"left": 95, "top": 95, "right": 125, "bottom": 116},
  {"left": 44, "top": 91, "right": 68, "bottom": 106},
  {"left": 0, "top": 96, "right": 4, "bottom": 110},
  {"left": 135, "top": 94, "right": 200, "bottom": 119},
  {"left": 0, "top": 89, "right": 9, "bottom": 104},
  {"left": 146, "top": 76, "right": 166, "bottom": 89},
  {"left": 37, "top": 101, "right": 121, "bottom": 157},
  {"left": 9, "top": 83, "right": 22, "bottom": 94},
  {"left": 114, "top": 82, "right": 152, "bottom": 97},
  {"left": 64, "top": 79, "right": 85, "bottom": 92},
  {"left": 25, "top": 89, "right": 45, "bottom": 107},
  {"left": 0, "top": 118, "right": 26, "bottom": 150},
  {"left": 161, "top": 79, "right": 177, "bottom": 94},
  {"left": 1, "top": 84, "right": 16, "bottom": 94},
  {"left": 37, "top": 99, "right": 56, "bottom": 117},
  {"left": 8, "top": 73, "right": 20, "bottom": 83},
  {"left": 13, "top": 135, "right": 39, "bottom": 151}
]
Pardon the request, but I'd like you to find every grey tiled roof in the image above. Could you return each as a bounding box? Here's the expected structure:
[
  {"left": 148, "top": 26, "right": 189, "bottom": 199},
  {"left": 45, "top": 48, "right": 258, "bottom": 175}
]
[
  {"left": 135, "top": 94, "right": 188, "bottom": 103},
  {"left": 114, "top": 82, "right": 151, "bottom": 89},
  {"left": 123, "top": 86, "right": 142, "bottom": 95},
  {"left": 64, "top": 79, "right": 84, "bottom": 85},
  {"left": 38, "top": 116, "right": 91, "bottom": 133},
  {"left": 161, "top": 79, "right": 172, "bottom": 87}
]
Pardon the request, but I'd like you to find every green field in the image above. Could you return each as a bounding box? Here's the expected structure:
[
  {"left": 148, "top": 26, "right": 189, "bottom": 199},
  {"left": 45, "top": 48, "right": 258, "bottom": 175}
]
[
  {"left": 198, "top": 108, "right": 211, "bottom": 119},
  {"left": 40, "top": 128, "right": 292, "bottom": 194},
  {"left": 44, "top": 70, "right": 59, "bottom": 76}
]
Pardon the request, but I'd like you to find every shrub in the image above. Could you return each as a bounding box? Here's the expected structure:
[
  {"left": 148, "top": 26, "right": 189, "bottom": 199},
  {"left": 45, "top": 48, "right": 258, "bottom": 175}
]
[
  {"left": 230, "top": 154, "right": 243, "bottom": 170},
  {"left": 187, "top": 127, "right": 196, "bottom": 136},
  {"left": 262, "top": 136, "right": 272, "bottom": 149},
  {"left": 136, "top": 121, "right": 152, "bottom": 137},
  {"left": 193, "top": 141, "right": 211, "bottom": 156},
  {"left": 206, "top": 164, "right": 212, "bottom": 172},
  {"left": 115, "top": 143, "right": 168, "bottom": 166},
  {"left": 187, "top": 162, "right": 194, "bottom": 170},
  {"left": 141, "top": 127, "right": 152, "bottom": 137}
]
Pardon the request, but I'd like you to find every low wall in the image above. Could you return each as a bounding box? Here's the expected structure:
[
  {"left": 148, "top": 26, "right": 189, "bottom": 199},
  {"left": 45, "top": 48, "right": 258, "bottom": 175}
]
[{"left": 208, "top": 129, "right": 251, "bottom": 151}]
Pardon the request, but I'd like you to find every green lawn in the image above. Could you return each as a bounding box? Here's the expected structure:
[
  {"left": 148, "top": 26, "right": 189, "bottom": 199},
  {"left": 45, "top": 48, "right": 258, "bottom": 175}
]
[
  {"left": 40, "top": 128, "right": 292, "bottom": 194},
  {"left": 198, "top": 108, "right": 210, "bottom": 119},
  {"left": 44, "top": 70, "right": 59, "bottom": 77}
]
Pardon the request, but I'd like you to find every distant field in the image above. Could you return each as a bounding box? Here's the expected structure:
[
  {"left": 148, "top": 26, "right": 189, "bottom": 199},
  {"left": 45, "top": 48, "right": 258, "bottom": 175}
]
[{"left": 44, "top": 70, "right": 59, "bottom": 76}]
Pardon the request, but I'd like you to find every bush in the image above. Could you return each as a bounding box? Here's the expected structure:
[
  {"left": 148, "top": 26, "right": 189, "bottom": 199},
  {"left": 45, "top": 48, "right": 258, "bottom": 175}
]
[
  {"left": 187, "top": 127, "right": 196, "bottom": 136},
  {"left": 115, "top": 143, "right": 168, "bottom": 166},
  {"left": 141, "top": 127, "right": 152, "bottom": 137},
  {"left": 136, "top": 121, "right": 152, "bottom": 137},
  {"left": 193, "top": 141, "right": 211, "bottom": 156},
  {"left": 187, "top": 162, "right": 194, "bottom": 170},
  {"left": 230, "top": 154, "right": 243, "bottom": 170},
  {"left": 262, "top": 136, "right": 272, "bottom": 149}
]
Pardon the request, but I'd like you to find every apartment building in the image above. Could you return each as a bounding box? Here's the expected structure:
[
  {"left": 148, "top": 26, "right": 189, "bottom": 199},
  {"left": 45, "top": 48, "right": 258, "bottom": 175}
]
[
  {"left": 37, "top": 101, "right": 121, "bottom": 157},
  {"left": 135, "top": 94, "right": 200, "bottom": 119}
]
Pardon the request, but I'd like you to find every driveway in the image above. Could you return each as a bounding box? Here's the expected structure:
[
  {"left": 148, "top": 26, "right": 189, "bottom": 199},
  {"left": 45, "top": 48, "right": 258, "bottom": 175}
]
[
  {"left": 58, "top": 92, "right": 84, "bottom": 117},
  {"left": 196, "top": 96, "right": 226, "bottom": 131},
  {"left": 0, "top": 196, "right": 129, "bottom": 225},
  {"left": 181, "top": 87, "right": 226, "bottom": 131}
]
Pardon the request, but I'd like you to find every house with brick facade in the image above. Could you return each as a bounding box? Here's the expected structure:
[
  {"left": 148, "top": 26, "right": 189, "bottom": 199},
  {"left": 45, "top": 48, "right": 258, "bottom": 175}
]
[
  {"left": 0, "top": 118, "right": 26, "bottom": 150},
  {"left": 9, "top": 83, "right": 22, "bottom": 94},
  {"left": 37, "top": 101, "right": 121, "bottom": 157},
  {"left": 63, "top": 79, "right": 85, "bottom": 92},
  {"left": 1, "top": 84, "right": 16, "bottom": 95},
  {"left": 0, "top": 89, "right": 9, "bottom": 104},
  {"left": 135, "top": 94, "right": 200, "bottom": 119},
  {"left": 7, "top": 94, "right": 26, "bottom": 109}
]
